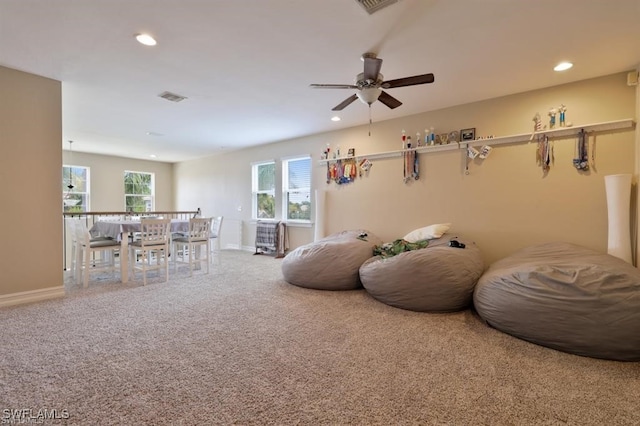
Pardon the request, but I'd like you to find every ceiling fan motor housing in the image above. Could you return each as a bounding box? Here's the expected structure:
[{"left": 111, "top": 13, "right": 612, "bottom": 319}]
[{"left": 356, "top": 72, "right": 383, "bottom": 89}]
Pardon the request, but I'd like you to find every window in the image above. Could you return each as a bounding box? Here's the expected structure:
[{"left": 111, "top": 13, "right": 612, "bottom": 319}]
[
  {"left": 283, "top": 156, "right": 311, "bottom": 222},
  {"left": 124, "top": 171, "right": 154, "bottom": 212},
  {"left": 62, "top": 165, "right": 89, "bottom": 212},
  {"left": 252, "top": 161, "right": 275, "bottom": 219}
]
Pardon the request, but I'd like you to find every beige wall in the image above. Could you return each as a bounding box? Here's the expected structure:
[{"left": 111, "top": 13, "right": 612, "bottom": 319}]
[
  {"left": 0, "top": 66, "right": 63, "bottom": 297},
  {"left": 635, "top": 67, "right": 640, "bottom": 265},
  {"left": 175, "top": 72, "right": 637, "bottom": 265},
  {"left": 62, "top": 151, "right": 175, "bottom": 211}
]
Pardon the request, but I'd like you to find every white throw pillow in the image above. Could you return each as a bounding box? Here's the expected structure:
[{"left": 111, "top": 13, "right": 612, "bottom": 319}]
[{"left": 403, "top": 223, "right": 451, "bottom": 243}]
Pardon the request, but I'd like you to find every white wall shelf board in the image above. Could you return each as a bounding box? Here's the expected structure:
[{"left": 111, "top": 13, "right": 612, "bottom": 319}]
[
  {"left": 317, "top": 143, "right": 459, "bottom": 164},
  {"left": 317, "top": 119, "right": 635, "bottom": 165},
  {"left": 461, "top": 118, "right": 636, "bottom": 149}
]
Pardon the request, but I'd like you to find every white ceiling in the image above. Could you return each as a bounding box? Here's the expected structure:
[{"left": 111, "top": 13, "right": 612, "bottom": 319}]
[{"left": 1, "top": 0, "right": 639, "bottom": 163}]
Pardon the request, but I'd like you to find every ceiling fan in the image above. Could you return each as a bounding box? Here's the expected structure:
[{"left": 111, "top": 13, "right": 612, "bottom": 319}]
[{"left": 310, "top": 52, "right": 435, "bottom": 111}]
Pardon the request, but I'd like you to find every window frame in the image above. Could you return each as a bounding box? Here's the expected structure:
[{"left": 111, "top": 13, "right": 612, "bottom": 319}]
[
  {"left": 282, "top": 155, "right": 312, "bottom": 223},
  {"left": 62, "top": 164, "right": 90, "bottom": 212},
  {"left": 123, "top": 170, "right": 155, "bottom": 212},
  {"left": 251, "top": 160, "right": 276, "bottom": 220}
]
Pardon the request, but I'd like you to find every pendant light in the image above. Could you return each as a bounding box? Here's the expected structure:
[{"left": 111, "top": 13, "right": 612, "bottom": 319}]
[
  {"left": 63, "top": 140, "right": 79, "bottom": 207},
  {"left": 66, "top": 140, "right": 75, "bottom": 191}
]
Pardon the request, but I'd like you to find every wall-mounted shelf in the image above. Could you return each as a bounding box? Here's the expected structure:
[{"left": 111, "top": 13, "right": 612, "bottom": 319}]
[
  {"left": 317, "top": 142, "right": 459, "bottom": 164},
  {"left": 461, "top": 118, "right": 636, "bottom": 148},
  {"left": 316, "top": 118, "right": 636, "bottom": 165}
]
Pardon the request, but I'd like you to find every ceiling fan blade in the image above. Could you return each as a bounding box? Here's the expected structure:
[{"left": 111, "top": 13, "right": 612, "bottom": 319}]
[
  {"left": 363, "top": 57, "right": 383, "bottom": 81},
  {"left": 381, "top": 73, "right": 435, "bottom": 89},
  {"left": 332, "top": 94, "right": 358, "bottom": 111},
  {"left": 377, "top": 91, "right": 402, "bottom": 109},
  {"left": 310, "top": 83, "right": 358, "bottom": 89}
]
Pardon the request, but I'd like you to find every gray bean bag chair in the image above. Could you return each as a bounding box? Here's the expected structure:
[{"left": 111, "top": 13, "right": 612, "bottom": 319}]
[
  {"left": 473, "top": 241, "right": 640, "bottom": 361},
  {"left": 282, "top": 230, "right": 383, "bottom": 290},
  {"left": 359, "top": 236, "right": 484, "bottom": 312}
]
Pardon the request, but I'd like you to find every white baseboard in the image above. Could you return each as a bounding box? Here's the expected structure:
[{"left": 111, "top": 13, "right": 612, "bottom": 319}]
[
  {"left": 220, "top": 243, "right": 254, "bottom": 252},
  {"left": 0, "top": 286, "right": 65, "bottom": 308}
]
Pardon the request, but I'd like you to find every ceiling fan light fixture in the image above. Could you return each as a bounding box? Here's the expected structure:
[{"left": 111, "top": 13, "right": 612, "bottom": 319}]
[{"left": 357, "top": 87, "right": 382, "bottom": 105}]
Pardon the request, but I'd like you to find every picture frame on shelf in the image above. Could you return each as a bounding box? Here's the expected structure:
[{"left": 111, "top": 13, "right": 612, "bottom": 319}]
[
  {"left": 347, "top": 148, "right": 355, "bottom": 157},
  {"left": 460, "top": 128, "right": 476, "bottom": 141}
]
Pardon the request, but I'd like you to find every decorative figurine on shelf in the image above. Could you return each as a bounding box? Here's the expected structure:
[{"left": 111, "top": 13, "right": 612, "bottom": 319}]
[
  {"left": 416, "top": 132, "right": 422, "bottom": 147},
  {"left": 559, "top": 104, "right": 567, "bottom": 127},
  {"left": 530, "top": 112, "right": 545, "bottom": 140},
  {"left": 424, "top": 128, "right": 430, "bottom": 146},
  {"left": 430, "top": 127, "right": 435, "bottom": 145},
  {"left": 401, "top": 129, "right": 407, "bottom": 149},
  {"left": 548, "top": 107, "right": 557, "bottom": 129}
]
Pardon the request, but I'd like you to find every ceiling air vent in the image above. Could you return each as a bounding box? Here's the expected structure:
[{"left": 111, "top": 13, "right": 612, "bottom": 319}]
[
  {"left": 355, "top": 0, "right": 398, "bottom": 14},
  {"left": 158, "top": 91, "right": 187, "bottom": 102}
]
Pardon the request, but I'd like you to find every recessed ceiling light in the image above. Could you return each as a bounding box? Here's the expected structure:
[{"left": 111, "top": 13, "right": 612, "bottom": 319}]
[
  {"left": 331, "top": 116, "right": 341, "bottom": 122},
  {"left": 149, "top": 154, "right": 157, "bottom": 158},
  {"left": 554, "top": 61, "right": 573, "bottom": 71},
  {"left": 136, "top": 33, "right": 157, "bottom": 46}
]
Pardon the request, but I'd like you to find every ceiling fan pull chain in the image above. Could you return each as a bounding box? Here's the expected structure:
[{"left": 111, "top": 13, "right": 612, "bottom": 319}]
[{"left": 368, "top": 105, "right": 372, "bottom": 136}]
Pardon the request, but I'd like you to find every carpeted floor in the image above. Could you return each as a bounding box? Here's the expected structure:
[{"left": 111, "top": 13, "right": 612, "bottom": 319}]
[{"left": 0, "top": 250, "right": 638, "bottom": 425}]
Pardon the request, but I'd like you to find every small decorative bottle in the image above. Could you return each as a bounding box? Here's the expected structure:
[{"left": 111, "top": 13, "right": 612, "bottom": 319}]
[
  {"left": 424, "top": 128, "right": 430, "bottom": 146},
  {"left": 401, "top": 129, "right": 407, "bottom": 149},
  {"left": 430, "top": 127, "right": 435, "bottom": 145},
  {"left": 416, "top": 132, "right": 421, "bottom": 147}
]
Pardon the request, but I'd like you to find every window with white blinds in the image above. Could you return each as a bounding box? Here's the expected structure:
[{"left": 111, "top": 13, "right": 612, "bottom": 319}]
[{"left": 283, "top": 156, "right": 311, "bottom": 222}]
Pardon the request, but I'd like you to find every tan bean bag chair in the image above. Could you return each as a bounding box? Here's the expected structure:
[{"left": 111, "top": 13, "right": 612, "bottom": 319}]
[
  {"left": 282, "top": 230, "right": 383, "bottom": 290},
  {"left": 473, "top": 242, "right": 640, "bottom": 361},
  {"left": 359, "top": 235, "right": 484, "bottom": 312}
]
